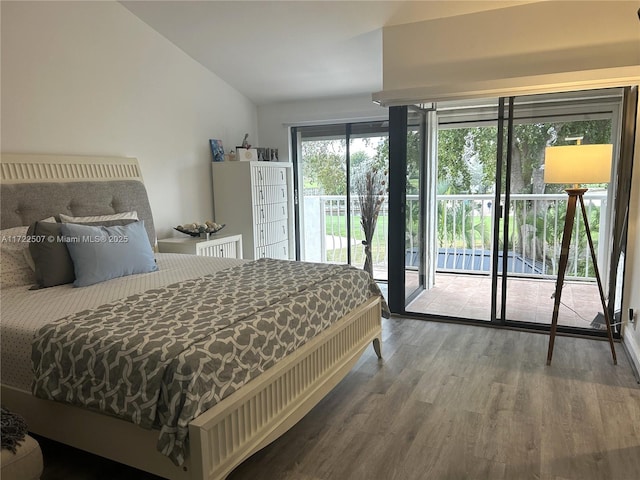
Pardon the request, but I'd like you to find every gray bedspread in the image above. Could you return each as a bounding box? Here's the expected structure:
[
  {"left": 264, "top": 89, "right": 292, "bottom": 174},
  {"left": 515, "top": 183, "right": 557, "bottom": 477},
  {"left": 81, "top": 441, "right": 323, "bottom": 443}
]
[{"left": 32, "top": 258, "right": 387, "bottom": 465}]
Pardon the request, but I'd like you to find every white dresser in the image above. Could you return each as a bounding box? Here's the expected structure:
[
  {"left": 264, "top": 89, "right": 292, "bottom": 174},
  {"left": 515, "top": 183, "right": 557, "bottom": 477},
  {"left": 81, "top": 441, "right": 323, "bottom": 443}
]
[
  {"left": 211, "top": 161, "right": 293, "bottom": 260},
  {"left": 157, "top": 233, "right": 243, "bottom": 259}
]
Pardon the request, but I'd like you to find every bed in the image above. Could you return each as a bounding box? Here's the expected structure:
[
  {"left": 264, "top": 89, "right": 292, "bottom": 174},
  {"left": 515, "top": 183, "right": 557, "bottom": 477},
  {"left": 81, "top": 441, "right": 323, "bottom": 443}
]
[{"left": 0, "top": 154, "right": 384, "bottom": 480}]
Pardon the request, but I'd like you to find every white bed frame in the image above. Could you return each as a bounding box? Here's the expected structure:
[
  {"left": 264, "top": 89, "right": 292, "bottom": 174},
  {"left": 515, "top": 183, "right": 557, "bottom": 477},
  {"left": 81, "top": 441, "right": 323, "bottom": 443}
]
[{"left": 0, "top": 154, "right": 383, "bottom": 480}]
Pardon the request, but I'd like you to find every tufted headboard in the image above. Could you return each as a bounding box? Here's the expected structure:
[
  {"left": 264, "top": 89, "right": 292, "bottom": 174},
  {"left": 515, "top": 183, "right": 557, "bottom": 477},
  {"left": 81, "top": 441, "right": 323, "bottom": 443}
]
[{"left": 0, "top": 154, "right": 156, "bottom": 246}]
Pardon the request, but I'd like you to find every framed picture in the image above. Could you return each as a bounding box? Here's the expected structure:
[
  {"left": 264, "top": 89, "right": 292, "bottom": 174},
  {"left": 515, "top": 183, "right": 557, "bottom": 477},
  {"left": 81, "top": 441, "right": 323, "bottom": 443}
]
[
  {"left": 236, "top": 147, "right": 258, "bottom": 162},
  {"left": 254, "top": 147, "right": 279, "bottom": 162},
  {"left": 209, "top": 139, "right": 224, "bottom": 162}
]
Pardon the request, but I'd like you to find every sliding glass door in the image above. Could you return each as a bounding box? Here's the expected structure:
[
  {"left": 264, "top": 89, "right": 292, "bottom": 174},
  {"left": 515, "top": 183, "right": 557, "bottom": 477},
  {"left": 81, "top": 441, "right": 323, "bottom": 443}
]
[
  {"left": 389, "top": 87, "right": 629, "bottom": 337},
  {"left": 292, "top": 121, "right": 389, "bottom": 281},
  {"left": 396, "top": 99, "right": 502, "bottom": 321}
]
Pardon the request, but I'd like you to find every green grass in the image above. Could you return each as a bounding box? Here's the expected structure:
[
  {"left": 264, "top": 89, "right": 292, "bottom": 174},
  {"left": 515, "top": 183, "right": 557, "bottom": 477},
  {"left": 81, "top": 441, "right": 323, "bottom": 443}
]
[
  {"left": 324, "top": 213, "right": 388, "bottom": 240},
  {"left": 324, "top": 213, "right": 388, "bottom": 264},
  {"left": 325, "top": 212, "right": 542, "bottom": 254}
]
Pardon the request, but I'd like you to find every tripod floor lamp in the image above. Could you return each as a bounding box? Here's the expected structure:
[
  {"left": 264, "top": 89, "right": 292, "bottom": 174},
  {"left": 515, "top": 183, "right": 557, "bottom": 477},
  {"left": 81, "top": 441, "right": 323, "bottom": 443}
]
[{"left": 544, "top": 140, "right": 617, "bottom": 366}]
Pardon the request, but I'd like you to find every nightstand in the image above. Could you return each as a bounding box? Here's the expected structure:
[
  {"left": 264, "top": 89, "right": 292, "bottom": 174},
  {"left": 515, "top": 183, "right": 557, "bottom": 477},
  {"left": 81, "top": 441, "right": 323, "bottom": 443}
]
[{"left": 157, "top": 233, "right": 243, "bottom": 259}]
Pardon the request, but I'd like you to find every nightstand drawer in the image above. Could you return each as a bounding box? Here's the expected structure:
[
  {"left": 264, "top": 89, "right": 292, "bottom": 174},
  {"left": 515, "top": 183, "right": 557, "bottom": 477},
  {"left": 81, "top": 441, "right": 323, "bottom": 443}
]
[
  {"left": 196, "top": 239, "right": 238, "bottom": 258},
  {"left": 157, "top": 233, "right": 243, "bottom": 259}
]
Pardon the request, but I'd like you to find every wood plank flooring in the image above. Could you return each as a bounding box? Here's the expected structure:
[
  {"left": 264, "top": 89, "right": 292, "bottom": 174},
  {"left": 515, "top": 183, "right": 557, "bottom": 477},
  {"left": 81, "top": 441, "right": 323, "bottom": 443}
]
[{"left": 38, "top": 317, "right": 640, "bottom": 480}]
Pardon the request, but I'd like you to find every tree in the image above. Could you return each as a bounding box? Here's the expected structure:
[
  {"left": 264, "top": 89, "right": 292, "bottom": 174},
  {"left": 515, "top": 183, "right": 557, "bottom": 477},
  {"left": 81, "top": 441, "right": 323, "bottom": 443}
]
[
  {"left": 437, "top": 119, "right": 611, "bottom": 275},
  {"left": 349, "top": 150, "right": 370, "bottom": 179},
  {"left": 302, "top": 140, "right": 346, "bottom": 195}
]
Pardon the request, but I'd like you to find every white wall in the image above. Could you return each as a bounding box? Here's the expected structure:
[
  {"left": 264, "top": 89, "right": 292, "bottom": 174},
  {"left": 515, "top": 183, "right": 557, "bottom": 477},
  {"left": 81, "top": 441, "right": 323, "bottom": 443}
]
[
  {"left": 622, "top": 99, "right": 640, "bottom": 376},
  {"left": 257, "top": 94, "right": 386, "bottom": 163},
  {"left": 1, "top": 1, "right": 257, "bottom": 239}
]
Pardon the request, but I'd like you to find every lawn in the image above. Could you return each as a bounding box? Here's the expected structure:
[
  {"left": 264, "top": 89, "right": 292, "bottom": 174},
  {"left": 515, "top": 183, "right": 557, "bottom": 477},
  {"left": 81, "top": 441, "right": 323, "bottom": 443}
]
[
  {"left": 324, "top": 213, "right": 388, "bottom": 264},
  {"left": 324, "top": 213, "right": 389, "bottom": 240}
]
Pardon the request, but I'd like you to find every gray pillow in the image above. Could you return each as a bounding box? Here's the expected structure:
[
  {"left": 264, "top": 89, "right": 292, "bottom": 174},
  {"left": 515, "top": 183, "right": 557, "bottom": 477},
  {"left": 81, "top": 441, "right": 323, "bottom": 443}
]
[
  {"left": 27, "top": 221, "right": 75, "bottom": 288},
  {"left": 27, "top": 218, "right": 139, "bottom": 289},
  {"left": 61, "top": 220, "right": 158, "bottom": 287}
]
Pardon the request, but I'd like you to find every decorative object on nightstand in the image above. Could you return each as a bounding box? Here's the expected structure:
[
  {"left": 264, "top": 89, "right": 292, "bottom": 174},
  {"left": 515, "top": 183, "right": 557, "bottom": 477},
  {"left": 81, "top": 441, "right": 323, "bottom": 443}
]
[
  {"left": 158, "top": 232, "right": 243, "bottom": 259},
  {"left": 543, "top": 137, "right": 616, "bottom": 366},
  {"left": 174, "top": 221, "right": 225, "bottom": 239}
]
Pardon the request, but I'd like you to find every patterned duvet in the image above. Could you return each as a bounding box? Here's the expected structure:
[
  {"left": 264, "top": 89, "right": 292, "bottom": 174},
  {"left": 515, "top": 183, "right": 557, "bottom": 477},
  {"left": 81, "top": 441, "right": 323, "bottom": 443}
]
[{"left": 31, "top": 258, "right": 386, "bottom": 465}]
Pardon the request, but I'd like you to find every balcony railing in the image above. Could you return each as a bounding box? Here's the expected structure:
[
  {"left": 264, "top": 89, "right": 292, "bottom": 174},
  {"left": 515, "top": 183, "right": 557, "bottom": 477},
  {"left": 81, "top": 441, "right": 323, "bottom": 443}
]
[{"left": 302, "top": 192, "right": 607, "bottom": 281}]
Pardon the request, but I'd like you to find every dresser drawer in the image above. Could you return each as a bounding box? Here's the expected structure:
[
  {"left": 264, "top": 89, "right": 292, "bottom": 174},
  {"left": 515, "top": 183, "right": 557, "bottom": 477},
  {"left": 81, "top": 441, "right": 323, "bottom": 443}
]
[
  {"left": 253, "top": 185, "right": 288, "bottom": 205},
  {"left": 254, "top": 219, "right": 288, "bottom": 247},
  {"left": 252, "top": 165, "right": 287, "bottom": 186},
  {"left": 255, "top": 240, "right": 289, "bottom": 260},
  {"left": 254, "top": 202, "right": 288, "bottom": 224}
]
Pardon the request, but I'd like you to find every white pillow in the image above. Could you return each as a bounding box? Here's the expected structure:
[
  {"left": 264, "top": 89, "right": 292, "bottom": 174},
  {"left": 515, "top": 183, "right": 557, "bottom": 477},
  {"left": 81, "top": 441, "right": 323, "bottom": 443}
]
[
  {"left": 1, "top": 226, "right": 37, "bottom": 289},
  {"left": 59, "top": 211, "right": 138, "bottom": 223}
]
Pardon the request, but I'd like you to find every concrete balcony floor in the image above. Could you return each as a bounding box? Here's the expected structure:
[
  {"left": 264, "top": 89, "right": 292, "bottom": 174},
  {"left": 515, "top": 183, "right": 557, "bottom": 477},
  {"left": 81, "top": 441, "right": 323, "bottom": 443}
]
[{"left": 390, "top": 271, "right": 608, "bottom": 331}]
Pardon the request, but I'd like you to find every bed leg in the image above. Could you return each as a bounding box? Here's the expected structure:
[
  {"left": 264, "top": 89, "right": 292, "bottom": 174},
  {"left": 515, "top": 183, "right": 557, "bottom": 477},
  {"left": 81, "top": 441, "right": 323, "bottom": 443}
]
[{"left": 372, "top": 338, "right": 382, "bottom": 359}]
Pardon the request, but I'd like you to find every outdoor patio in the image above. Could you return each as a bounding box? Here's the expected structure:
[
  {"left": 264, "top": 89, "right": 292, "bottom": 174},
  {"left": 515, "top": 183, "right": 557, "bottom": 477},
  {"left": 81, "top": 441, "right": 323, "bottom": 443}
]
[{"left": 403, "top": 272, "right": 608, "bottom": 331}]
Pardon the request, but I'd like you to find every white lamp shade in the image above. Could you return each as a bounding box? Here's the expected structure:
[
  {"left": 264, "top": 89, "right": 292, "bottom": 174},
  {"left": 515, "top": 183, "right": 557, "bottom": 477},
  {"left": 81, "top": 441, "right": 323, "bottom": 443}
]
[{"left": 544, "top": 144, "right": 613, "bottom": 184}]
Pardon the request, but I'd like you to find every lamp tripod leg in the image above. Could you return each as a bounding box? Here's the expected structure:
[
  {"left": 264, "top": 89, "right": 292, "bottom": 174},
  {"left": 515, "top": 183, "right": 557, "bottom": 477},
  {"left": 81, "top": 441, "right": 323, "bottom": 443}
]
[
  {"left": 547, "top": 194, "right": 578, "bottom": 365},
  {"left": 578, "top": 196, "right": 617, "bottom": 365}
]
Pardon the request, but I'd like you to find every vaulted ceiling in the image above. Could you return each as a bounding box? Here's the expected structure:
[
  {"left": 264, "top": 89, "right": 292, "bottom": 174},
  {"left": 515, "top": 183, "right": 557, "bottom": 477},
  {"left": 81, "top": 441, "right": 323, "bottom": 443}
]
[{"left": 120, "top": 1, "right": 544, "bottom": 105}]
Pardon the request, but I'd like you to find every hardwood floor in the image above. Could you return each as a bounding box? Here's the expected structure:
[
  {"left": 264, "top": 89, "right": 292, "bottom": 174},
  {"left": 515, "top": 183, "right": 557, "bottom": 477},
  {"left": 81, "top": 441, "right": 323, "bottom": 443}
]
[{"left": 39, "top": 317, "right": 640, "bottom": 480}]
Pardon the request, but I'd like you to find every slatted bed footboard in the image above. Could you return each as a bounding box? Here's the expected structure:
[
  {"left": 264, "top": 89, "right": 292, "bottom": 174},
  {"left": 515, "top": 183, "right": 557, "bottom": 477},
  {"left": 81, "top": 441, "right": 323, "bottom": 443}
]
[{"left": 189, "top": 296, "right": 382, "bottom": 480}]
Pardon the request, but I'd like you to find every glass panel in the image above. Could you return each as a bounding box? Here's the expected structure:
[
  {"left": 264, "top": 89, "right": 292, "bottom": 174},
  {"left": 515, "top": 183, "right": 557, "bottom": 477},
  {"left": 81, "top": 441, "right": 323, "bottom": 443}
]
[
  {"left": 406, "top": 100, "right": 500, "bottom": 321},
  {"left": 296, "top": 125, "right": 347, "bottom": 265},
  {"left": 436, "top": 124, "right": 498, "bottom": 321},
  {"left": 503, "top": 90, "right": 619, "bottom": 331},
  {"left": 349, "top": 122, "right": 389, "bottom": 281},
  {"left": 295, "top": 122, "right": 389, "bottom": 282}
]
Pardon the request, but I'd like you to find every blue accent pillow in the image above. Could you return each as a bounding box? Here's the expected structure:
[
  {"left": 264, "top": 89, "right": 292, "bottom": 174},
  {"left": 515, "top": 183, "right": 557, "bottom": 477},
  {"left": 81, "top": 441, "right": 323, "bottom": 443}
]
[{"left": 61, "top": 221, "right": 158, "bottom": 287}]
